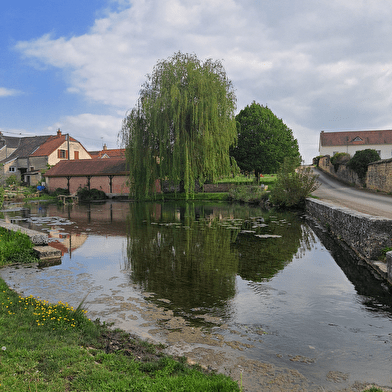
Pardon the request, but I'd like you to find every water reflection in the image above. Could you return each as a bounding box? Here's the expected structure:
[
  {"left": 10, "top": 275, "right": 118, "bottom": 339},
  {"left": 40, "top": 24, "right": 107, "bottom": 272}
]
[
  {"left": 1, "top": 201, "right": 391, "bottom": 390},
  {"left": 124, "top": 202, "right": 317, "bottom": 316}
]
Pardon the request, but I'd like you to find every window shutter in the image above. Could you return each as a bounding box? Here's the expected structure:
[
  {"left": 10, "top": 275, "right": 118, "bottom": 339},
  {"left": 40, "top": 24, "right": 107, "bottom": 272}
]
[
  {"left": 66, "top": 150, "right": 68, "bottom": 159},
  {"left": 58, "top": 150, "right": 61, "bottom": 158}
]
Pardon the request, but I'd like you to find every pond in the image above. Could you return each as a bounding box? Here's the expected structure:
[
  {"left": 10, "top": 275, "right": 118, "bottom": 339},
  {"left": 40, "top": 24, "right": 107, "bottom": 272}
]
[{"left": 0, "top": 201, "right": 391, "bottom": 391}]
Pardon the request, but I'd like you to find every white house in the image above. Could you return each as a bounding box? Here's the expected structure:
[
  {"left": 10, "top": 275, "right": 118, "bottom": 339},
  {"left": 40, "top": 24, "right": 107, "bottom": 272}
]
[{"left": 319, "top": 130, "right": 392, "bottom": 159}]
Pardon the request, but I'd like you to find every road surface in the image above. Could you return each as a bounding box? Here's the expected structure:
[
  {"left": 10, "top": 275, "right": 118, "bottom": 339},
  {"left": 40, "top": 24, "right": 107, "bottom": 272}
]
[{"left": 310, "top": 168, "right": 392, "bottom": 220}]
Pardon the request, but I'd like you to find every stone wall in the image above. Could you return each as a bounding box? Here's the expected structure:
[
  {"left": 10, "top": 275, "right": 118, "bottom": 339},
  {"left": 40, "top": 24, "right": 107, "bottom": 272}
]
[
  {"left": 366, "top": 158, "right": 392, "bottom": 193},
  {"left": 306, "top": 198, "right": 392, "bottom": 260},
  {"left": 319, "top": 155, "right": 392, "bottom": 192},
  {"left": 318, "top": 156, "right": 363, "bottom": 186}
]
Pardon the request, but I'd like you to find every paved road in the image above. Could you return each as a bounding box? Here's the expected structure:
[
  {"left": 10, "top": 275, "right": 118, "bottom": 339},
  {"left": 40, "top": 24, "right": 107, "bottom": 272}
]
[{"left": 310, "top": 168, "right": 392, "bottom": 220}]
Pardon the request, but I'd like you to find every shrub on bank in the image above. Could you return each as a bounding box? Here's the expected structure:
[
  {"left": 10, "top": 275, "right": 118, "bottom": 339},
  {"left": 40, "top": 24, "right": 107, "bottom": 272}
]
[
  {"left": 0, "top": 227, "right": 38, "bottom": 265},
  {"left": 270, "top": 158, "right": 320, "bottom": 209},
  {"left": 77, "top": 187, "right": 107, "bottom": 201},
  {"left": 228, "top": 185, "right": 269, "bottom": 204}
]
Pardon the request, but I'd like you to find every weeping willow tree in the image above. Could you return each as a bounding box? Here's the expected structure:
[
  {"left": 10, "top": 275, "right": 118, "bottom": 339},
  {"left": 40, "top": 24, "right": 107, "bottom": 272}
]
[{"left": 120, "top": 52, "right": 238, "bottom": 200}]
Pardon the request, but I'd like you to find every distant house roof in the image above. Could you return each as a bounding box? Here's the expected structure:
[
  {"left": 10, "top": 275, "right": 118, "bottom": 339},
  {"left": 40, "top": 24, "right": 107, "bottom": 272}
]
[
  {"left": 0, "top": 134, "right": 22, "bottom": 150},
  {"left": 1, "top": 135, "right": 52, "bottom": 163},
  {"left": 45, "top": 159, "right": 128, "bottom": 177},
  {"left": 320, "top": 130, "right": 392, "bottom": 147},
  {"left": 30, "top": 134, "right": 81, "bottom": 157},
  {"left": 89, "top": 147, "right": 126, "bottom": 159}
]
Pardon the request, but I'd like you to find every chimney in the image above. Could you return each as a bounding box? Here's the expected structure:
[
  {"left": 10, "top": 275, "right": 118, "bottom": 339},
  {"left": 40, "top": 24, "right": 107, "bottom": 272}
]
[
  {"left": 57, "top": 128, "right": 62, "bottom": 137},
  {"left": 103, "top": 143, "right": 107, "bottom": 150}
]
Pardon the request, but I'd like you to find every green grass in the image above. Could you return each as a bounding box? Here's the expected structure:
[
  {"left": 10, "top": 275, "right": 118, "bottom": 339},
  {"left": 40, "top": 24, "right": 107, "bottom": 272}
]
[
  {"left": 0, "top": 278, "right": 240, "bottom": 391},
  {"left": 0, "top": 227, "right": 39, "bottom": 266},
  {"left": 217, "top": 173, "right": 277, "bottom": 186}
]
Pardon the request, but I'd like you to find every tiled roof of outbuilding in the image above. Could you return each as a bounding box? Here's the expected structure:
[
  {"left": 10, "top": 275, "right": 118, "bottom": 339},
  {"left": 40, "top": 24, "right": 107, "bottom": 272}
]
[
  {"left": 45, "top": 159, "right": 128, "bottom": 177},
  {"left": 320, "top": 130, "right": 392, "bottom": 146}
]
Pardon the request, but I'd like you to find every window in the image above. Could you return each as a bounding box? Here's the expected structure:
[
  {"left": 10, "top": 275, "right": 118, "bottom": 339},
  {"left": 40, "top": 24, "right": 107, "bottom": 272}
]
[
  {"left": 376, "top": 150, "right": 381, "bottom": 157},
  {"left": 8, "top": 167, "right": 15, "bottom": 172},
  {"left": 58, "top": 149, "right": 68, "bottom": 159},
  {"left": 353, "top": 136, "right": 363, "bottom": 142}
]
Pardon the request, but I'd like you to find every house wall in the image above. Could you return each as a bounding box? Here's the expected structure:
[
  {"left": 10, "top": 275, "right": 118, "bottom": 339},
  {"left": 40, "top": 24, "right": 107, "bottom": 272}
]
[
  {"left": 47, "top": 141, "right": 91, "bottom": 166},
  {"left": 1, "top": 159, "right": 21, "bottom": 183},
  {"left": 0, "top": 146, "right": 17, "bottom": 161},
  {"left": 320, "top": 144, "right": 392, "bottom": 160},
  {"left": 17, "top": 157, "right": 28, "bottom": 169},
  {"left": 46, "top": 175, "right": 129, "bottom": 195},
  {"left": 29, "top": 156, "right": 48, "bottom": 171}
]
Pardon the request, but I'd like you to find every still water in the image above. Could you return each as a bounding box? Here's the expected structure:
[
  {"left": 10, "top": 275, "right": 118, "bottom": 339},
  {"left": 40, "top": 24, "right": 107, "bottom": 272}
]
[{"left": 1, "top": 201, "right": 391, "bottom": 391}]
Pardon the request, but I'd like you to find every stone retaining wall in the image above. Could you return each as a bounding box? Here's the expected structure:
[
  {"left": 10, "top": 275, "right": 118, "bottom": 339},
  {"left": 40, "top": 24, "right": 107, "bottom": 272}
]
[
  {"left": 318, "top": 156, "right": 363, "bottom": 186},
  {"left": 306, "top": 198, "right": 392, "bottom": 260},
  {"left": 366, "top": 158, "right": 392, "bottom": 193},
  {"left": 306, "top": 198, "right": 392, "bottom": 285}
]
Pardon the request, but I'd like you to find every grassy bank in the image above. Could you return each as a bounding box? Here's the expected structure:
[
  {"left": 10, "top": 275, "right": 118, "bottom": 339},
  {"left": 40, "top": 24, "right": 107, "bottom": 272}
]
[
  {"left": 0, "top": 227, "right": 38, "bottom": 266},
  {"left": 0, "top": 278, "right": 240, "bottom": 391}
]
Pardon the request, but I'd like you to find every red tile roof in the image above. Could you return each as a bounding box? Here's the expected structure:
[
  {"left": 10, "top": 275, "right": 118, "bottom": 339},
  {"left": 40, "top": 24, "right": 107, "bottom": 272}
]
[
  {"left": 45, "top": 158, "right": 128, "bottom": 177},
  {"left": 89, "top": 148, "right": 126, "bottom": 159},
  {"left": 31, "top": 134, "right": 85, "bottom": 157},
  {"left": 320, "top": 130, "right": 392, "bottom": 147}
]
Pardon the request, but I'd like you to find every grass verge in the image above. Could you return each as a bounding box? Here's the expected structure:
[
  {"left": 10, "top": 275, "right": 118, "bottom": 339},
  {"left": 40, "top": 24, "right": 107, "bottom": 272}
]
[{"left": 0, "top": 278, "right": 240, "bottom": 391}]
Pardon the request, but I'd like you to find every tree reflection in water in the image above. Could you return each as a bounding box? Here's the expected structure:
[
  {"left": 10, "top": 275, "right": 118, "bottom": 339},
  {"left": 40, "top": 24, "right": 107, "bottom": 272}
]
[{"left": 124, "top": 202, "right": 315, "bottom": 314}]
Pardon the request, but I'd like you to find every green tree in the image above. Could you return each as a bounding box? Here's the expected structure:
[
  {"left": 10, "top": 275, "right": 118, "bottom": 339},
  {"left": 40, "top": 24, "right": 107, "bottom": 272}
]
[
  {"left": 347, "top": 149, "right": 380, "bottom": 180},
  {"left": 120, "top": 52, "right": 237, "bottom": 200},
  {"left": 230, "top": 102, "right": 300, "bottom": 179}
]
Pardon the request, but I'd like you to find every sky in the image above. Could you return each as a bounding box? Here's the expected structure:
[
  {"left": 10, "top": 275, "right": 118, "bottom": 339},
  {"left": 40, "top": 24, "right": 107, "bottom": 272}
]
[{"left": 1, "top": 0, "right": 392, "bottom": 163}]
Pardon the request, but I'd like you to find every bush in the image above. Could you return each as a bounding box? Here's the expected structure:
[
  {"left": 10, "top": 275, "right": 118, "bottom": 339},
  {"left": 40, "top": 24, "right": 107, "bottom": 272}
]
[
  {"left": 5, "top": 174, "right": 19, "bottom": 187},
  {"left": 77, "top": 187, "right": 107, "bottom": 201},
  {"left": 53, "top": 188, "right": 70, "bottom": 196},
  {"left": 270, "top": 158, "right": 320, "bottom": 209},
  {"left": 228, "top": 185, "right": 269, "bottom": 204},
  {"left": 347, "top": 149, "right": 380, "bottom": 180},
  {"left": 312, "top": 156, "right": 323, "bottom": 166},
  {"left": 330, "top": 152, "right": 350, "bottom": 172}
]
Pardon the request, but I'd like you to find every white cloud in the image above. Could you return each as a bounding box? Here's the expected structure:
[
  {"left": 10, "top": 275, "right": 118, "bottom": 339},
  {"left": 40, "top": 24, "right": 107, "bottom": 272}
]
[
  {"left": 13, "top": 0, "right": 392, "bottom": 162},
  {"left": 0, "top": 87, "right": 21, "bottom": 97},
  {"left": 50, "top": 113, "right": 123, "bottom": 151}
]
